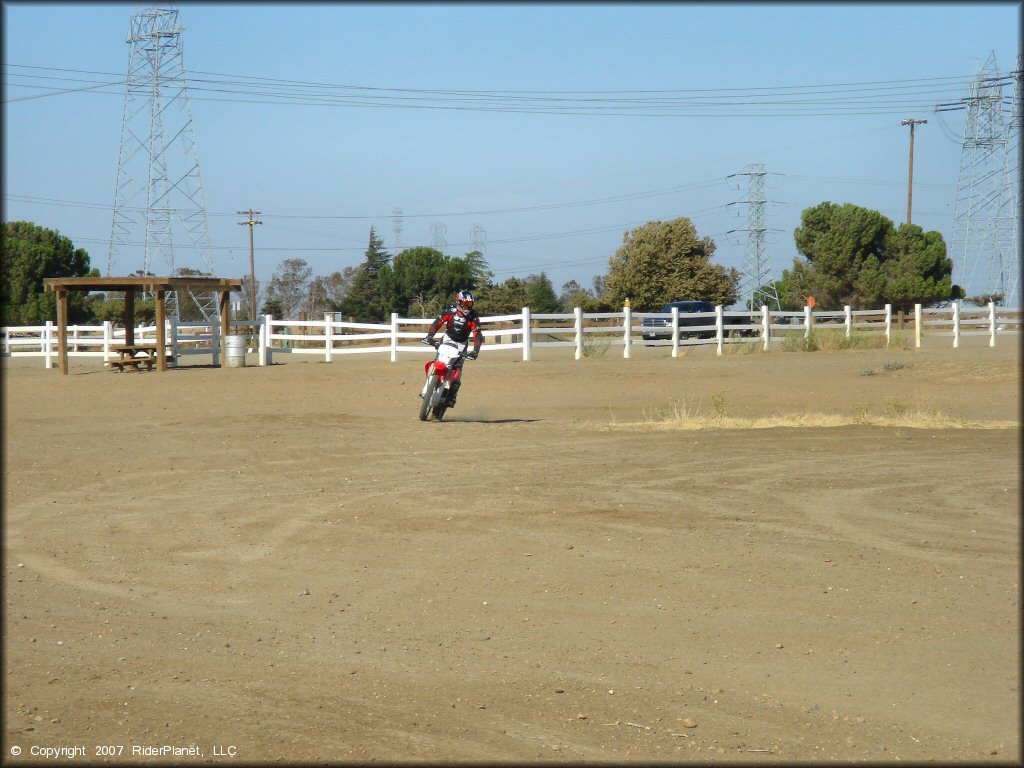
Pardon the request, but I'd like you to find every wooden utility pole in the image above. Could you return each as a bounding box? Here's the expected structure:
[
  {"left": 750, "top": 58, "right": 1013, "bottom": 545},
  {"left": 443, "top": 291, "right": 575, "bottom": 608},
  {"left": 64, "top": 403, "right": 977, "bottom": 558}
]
[
  {"left": 901, "top": 119, "right": 927, "bottom": 225},
  {"left": 237, "top": 209, "right": 263, "bottom": 328}
]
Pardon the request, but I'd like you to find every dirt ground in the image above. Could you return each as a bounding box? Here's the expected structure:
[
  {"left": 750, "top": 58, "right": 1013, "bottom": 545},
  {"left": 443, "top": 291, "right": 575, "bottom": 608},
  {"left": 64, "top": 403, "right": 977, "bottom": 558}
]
[{"left": 3, "top": 339, "right": 1020, "bottom": 763}]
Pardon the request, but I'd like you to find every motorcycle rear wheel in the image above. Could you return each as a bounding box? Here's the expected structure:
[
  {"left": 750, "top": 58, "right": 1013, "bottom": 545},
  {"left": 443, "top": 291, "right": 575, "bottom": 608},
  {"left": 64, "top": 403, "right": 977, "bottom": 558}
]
[{"left": 419, "top": 374, "right": 439, "bottom": 421}]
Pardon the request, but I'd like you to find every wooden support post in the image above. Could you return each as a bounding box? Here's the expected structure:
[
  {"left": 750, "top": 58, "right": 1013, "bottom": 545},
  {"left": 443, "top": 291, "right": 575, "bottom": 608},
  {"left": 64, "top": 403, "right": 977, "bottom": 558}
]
[
  {"left": 219, "top": 290, "right": 231, "bottom": 368},
  {"left": 123, "top": 290, "right": 135, "bottom": 347},
  {"left": 155, "top": 289, "right": 167, "bottom": 371},
  {"left": 56, "top": 290, "right": 69, "bottom": 375}
]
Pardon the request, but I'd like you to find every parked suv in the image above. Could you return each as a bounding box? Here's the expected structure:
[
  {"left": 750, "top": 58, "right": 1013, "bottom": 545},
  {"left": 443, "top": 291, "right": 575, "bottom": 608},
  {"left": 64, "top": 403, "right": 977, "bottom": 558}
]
[{"left": 641, "top": 300, "right": 749, "bottom": 342}]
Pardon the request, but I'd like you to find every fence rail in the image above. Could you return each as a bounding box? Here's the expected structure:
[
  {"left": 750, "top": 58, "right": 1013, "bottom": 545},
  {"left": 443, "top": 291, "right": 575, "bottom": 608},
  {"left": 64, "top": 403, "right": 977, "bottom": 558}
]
[{"left": 4, "top": 303, "right": 1019, "bottom": 368}]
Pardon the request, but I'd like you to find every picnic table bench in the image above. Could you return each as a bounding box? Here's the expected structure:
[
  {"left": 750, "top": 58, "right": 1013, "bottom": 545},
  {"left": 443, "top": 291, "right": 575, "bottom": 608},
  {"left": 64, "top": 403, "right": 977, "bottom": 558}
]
[{"left": 109, "top": 344, "right": 175, "bottom": 372}]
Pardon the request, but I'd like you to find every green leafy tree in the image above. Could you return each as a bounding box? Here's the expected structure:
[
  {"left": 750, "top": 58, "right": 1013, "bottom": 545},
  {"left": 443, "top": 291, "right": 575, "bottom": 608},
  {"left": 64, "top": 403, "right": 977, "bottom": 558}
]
[
  {"left": 524, "top": 272, "right": 561, "bottom": 312},
  {"left": 786, "top": 202, "right": 952, "bottom": 310},
  {"left": 377, "top": 246, "right": 472, "bottom": 317},
  {"left": 603, "top": 217, "right": 738, "bottom": 310},
  {"left": 966, "top": 292, "right": 1005, "bottom": 307},
  {"left": 1, "top": 221, "right": 99, "bottom": 324},
  {"left": 475, "top": 276, "right": 527, "bottom": 315},
  {"left": 261, "top": 298, "right": 285, "bottom": 319}
]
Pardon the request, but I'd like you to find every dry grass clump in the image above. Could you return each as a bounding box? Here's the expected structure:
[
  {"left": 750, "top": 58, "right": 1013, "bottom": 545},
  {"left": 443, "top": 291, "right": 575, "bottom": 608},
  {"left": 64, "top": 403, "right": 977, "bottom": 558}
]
[
  {"left": 778, "top": 329, "right": 913, "bottom": 352},
  {"left": 614, "top": 392, "right": 1017, "bottom": 431}
]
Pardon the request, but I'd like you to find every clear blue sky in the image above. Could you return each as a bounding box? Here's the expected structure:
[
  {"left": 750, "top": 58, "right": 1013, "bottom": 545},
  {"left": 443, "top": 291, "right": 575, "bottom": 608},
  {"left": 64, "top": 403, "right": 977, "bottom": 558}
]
[{"left": 2, "top": 2, "right": 1020, "bottom": 305}]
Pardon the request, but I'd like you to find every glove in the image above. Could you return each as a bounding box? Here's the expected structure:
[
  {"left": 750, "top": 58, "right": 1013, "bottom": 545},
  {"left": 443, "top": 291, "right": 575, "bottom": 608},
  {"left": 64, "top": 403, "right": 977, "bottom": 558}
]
[
  {"left": 466, "top": 350, "right": 479, "bottom": 360},
  {"left": 422, "top": 336, "right": 438, "bottom": 348}
]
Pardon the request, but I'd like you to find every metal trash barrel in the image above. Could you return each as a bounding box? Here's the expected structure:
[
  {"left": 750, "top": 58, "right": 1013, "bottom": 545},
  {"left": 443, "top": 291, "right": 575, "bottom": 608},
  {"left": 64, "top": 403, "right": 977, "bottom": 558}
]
[{"left": 225, "top": 335, "right": 246, "bottom": 368}]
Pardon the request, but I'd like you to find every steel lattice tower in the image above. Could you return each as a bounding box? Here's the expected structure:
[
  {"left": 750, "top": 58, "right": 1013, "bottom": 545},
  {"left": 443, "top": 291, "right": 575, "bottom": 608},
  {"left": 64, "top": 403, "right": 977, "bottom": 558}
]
[
  {"left": 107, "top": 5, "right": 216, "bottom": 319},
  {"left": 431, "top": 222, "right": 447, "bottom": 254},
  {"left": 471, "top": 224, "right": 486, "bottom": 254},
  {"left": 392, "top": 208, "right": 403, "bottom": 251},
  {"left": 945, "top": 51, "right": 1020, "bottom": 307},
  {"left": 728, "top": 164, "right": 780, "bottom": 309}
]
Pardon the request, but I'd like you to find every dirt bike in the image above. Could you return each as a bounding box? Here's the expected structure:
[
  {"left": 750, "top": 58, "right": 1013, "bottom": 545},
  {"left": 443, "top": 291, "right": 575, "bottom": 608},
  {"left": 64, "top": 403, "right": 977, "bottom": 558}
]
[{"left": 419, "top": 337, "right": 470, "bottom": 421}]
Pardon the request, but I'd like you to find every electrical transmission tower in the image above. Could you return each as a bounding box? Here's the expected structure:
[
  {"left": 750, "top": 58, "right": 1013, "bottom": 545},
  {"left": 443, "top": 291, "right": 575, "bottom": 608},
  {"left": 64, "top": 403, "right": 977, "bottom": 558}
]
[
  {"left": 431, "top": 222, "right": 447, "bottom": 254},
  {"left": 107, "top": 5, "right": 216, "bottom": 319},
  {"left": 727, "top": 164, "right": 781, "bottom": 310},
  {"left": 940, "top": 51, "right": 1021, "bottom": 307},
  {"left": 392, "top": 208, "right": 403, "bottom": 251},
  {"left": 471, "top": 224, "right": 487, "bottom": 254}
]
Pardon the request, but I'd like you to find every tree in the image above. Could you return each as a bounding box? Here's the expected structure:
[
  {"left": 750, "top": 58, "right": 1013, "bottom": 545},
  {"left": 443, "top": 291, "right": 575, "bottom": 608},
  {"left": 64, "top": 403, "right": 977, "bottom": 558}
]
[
  {"left": 264, "top": 258, "right": 312, "bottom": 319},
  {"left": 475, "top": 276, "right": 527, "bottom": 315},
  {"left": 377, "top": 247, "right": 472, "bottom": 317},
  {"left": 307, "top": 267, "right": 357, "bottom": 317},
  {"left": 338, "top": 228, "right": 393, "bottom": 321},
  {"left": 364, "top": 226, "right": 391, "bottom": 274},
  {"left": 339, "top": 265, "right": 382, "bottom": 321},
  {"left": 1, "top": 221, "right": 99, "bottom": 325},
  {"left": 603, "top": 217, "right": 738, "bottom": 310},
  {"left": 786, "top": 202, "right": 952, "bottom": 311},
  {"left": 464, "top": 250, "right": 494, "bottom": 289},
  {"left": 524, "top": 272, "right": 561, "bottom": 312},
  {"left": 966, "top": 292, "right": 1005, "bottom": 307}
]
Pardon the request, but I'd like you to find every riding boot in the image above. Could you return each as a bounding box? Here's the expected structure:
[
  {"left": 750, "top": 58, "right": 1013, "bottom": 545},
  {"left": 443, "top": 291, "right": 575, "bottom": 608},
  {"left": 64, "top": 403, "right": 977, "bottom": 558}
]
[{"left": 449, "top": 380, "right": 461, "bottom": 407}]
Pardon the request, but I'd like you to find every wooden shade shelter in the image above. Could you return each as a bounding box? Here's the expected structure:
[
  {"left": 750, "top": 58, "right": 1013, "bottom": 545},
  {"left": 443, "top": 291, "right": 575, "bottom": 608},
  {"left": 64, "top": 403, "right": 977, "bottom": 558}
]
[{"left": 43, "top": 276, "right": 244, "bottom": 375}]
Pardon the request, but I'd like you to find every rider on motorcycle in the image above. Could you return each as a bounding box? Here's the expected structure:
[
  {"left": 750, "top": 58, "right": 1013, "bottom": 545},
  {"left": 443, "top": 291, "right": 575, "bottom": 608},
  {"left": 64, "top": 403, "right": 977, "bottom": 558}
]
[{"left": 421, "top": 290, "right": 482, "bottom": 408}]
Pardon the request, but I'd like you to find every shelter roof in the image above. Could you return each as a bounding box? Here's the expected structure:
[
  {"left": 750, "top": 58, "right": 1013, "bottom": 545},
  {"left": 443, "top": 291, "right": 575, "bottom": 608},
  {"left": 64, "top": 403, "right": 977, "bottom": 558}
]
[{"left": 44, "top": 276, "right": 244, "bottom": 293}]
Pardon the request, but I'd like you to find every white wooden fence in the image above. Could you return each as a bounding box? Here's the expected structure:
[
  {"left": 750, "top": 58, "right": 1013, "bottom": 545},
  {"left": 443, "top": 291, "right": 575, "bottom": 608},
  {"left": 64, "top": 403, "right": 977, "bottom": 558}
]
[
  {"left": 1, "top": 318, "right": 259, "bottom": 369},
  {"left": 3, "top": 303, "right": 1019, "bottom": 368}
]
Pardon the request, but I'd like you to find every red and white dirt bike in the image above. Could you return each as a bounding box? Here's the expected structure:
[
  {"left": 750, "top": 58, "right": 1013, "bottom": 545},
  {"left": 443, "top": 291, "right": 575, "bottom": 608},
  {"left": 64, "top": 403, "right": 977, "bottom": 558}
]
[{"left": 419, "top": 337, "right": 469, "bottom": 422}]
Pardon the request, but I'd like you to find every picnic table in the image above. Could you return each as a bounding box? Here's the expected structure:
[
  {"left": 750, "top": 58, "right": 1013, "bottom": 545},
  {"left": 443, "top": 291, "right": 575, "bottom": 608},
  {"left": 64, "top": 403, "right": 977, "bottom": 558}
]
[{"left": 109, "top": 343, "right": 176, "bottom": 372}]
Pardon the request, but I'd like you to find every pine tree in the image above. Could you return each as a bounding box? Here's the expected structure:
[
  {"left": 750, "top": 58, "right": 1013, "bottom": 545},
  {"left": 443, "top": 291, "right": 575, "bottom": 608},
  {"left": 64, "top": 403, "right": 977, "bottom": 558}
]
[{"left": 365, "top": 226, "right": 391, "bottom": 274}]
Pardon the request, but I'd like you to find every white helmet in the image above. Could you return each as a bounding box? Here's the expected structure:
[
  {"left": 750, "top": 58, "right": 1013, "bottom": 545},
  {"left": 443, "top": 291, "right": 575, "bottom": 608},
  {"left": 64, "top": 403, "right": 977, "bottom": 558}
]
[{"left": 456, "top": 290, "right": 475, "bottom": 314}]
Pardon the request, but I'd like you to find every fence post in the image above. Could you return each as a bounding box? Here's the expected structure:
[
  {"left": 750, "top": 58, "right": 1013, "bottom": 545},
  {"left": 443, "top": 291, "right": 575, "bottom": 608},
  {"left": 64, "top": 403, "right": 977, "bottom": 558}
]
[
  {"left": 914, "top": 304, "right": 922, "bottom": 348},
  {"left": 952, "top": 302, "right": 960, "bottom": 348},
  {"left": 324, "top": 312, "right": 334, "bottom": 364},
  {"left": 884, "top": 304, "right": 892, "bottom": 347},
  {"left": 211, "top": 321, "right": 221, "bottom": 366},
  {"left": 574, "top": 307, "right": 583, "bottom": 360},
  {"left": 989, "top": 301, "right": 996, "bottom": 347},
  {"left": 522, "top": 307, "right": 531, "bottom": 362},
  {"left": 671, "top": 306, "right": 680, "bottom": 358},
  {"left": 844, "top": 305, "right": 852, "bottom": 338},
  {"left": 715, "top": 305, "right": 724, "bottom": 356},
  {"left": 101, "top": 321, "right": 111, "bottom": 364},
  {"left": 623, "top": 305, "right": 632, "bottom": 359},
  {"left": 761, "top": 305, "right": 770, "bottom": 351},
  {"left": 804, "top": 305, "right": 812, "bottom": 339},
  {"left": 389, "top": 312, "right": 398, "bottom": 363},
  {"left": 72, "top": 324, "right": 80, "bottom": 353},
  {"left": 258, "top": 316, "right": 267, "bottom": 366},
  {"left": 44, "top": 320, "right": 53, "bottom": 369},
  {"left": 263, "top": 315, "right": 273, "bottom": 366}
]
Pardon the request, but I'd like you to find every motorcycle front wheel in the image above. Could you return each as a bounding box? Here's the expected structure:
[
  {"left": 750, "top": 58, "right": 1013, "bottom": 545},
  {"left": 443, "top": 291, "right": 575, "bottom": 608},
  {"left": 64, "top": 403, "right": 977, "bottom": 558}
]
[
  {"left": 419, "top": 374, "right": 439, "bottom": 421},
  {"left": 432, "top": 396, "right": 448, "bottom": 421}
]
